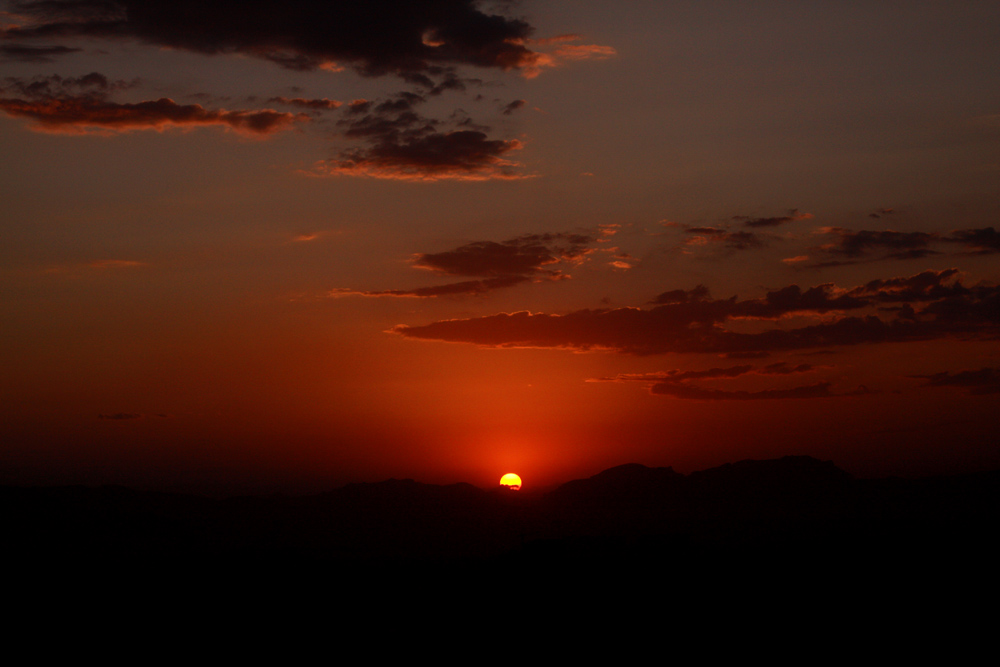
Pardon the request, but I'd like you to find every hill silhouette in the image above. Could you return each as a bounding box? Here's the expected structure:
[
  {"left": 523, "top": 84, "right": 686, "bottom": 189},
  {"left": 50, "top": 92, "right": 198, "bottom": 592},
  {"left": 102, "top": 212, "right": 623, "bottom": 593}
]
[{"left": 5, "top": 456, "right": 998, "bottom": 591}]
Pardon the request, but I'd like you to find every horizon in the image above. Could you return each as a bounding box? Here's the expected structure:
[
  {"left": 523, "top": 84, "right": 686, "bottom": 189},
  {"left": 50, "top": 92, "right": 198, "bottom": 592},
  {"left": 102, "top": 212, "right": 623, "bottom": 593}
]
[
  {"left": 3, "top": 1, "right": 999, "bottom": 494},
  {"left": 0, "top": 453, "right": 988, "bottom": 498}
]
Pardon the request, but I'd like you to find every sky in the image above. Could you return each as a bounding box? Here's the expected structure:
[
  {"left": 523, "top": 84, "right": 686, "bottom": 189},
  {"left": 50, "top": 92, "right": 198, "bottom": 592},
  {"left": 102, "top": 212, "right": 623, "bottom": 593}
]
[{"left": 2, "top": 0, "right": 999, "bottom": 493}]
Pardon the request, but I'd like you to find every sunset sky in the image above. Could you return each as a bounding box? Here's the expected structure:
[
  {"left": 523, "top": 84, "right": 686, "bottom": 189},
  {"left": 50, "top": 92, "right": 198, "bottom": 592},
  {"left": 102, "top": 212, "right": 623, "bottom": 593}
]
[{"left": 3, "top": 0, "right": 999, "bottom": 492}]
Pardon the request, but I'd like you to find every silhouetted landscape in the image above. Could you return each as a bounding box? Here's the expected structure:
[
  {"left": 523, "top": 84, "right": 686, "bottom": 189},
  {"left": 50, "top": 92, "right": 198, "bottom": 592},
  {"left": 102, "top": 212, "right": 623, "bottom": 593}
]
[{"left": 7, "top": 456, "right": 998, "bottom": 596}]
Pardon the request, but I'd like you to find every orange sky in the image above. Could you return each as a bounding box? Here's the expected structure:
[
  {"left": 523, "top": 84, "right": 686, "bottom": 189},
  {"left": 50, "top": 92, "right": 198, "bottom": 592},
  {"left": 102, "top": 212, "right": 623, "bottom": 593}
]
[{"left": 2, "top": 1, "right": 999, "bottom": 492}]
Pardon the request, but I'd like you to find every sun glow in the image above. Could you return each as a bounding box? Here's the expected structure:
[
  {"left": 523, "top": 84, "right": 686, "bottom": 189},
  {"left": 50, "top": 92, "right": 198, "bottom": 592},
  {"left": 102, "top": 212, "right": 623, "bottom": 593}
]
[{"left": 499, "top": 473, "right": 522, "bottom": 490}]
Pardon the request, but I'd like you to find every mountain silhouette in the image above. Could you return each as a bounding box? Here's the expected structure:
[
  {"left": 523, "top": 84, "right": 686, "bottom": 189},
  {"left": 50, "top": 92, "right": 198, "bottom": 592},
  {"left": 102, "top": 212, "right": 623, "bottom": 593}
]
[{"left": 4, "top": 456, "right": 998, "bottom": 592}]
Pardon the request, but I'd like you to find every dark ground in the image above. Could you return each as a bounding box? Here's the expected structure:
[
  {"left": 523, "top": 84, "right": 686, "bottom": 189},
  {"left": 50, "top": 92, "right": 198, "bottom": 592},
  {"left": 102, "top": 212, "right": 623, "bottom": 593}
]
[{"left": 6, "top": 456, "right": 998, "bottom": 591}]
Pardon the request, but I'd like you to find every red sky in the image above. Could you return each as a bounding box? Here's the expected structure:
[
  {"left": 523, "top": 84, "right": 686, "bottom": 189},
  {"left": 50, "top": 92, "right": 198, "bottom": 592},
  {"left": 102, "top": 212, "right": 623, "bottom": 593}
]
[{"left": 2, "top": 0, "right": 999, "bottom": 492}]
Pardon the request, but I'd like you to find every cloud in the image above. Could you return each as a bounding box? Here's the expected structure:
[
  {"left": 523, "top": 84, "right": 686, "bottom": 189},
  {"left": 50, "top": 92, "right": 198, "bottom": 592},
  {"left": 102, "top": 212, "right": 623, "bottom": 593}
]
[
  {"left": 415, "top": 233, "right": 595, "bottom": 277},
  {"left": 944, "top": 227, "right": 1000, "bottom": 254},
  {"left": 337, "top": 92, "right": 428, "bottom": 138},
  {"left": 657, "top": 281, "right": 871, "bottom": 319},
  {"left": 334, "top": 231, "right": 600, "bottom": 298},
  {"left": 520, "top": 34, "right": 617, "bottom": 77},
  {"left": 912, "top": 367, "right": 1000, "bottom": 395},
  {"left": 759, "top": 362, "right": 818, "bottom": 375},
  {"left": 679, "top": 226, "right": 765, "bottom": 252},
  {"left": 1, "top": 72, "right": 136, "bottom": 99},
  {"left": 734, "top": 209, "right": 813, "bottom": 228},
  {"left": 0, "top": 95, "right": 305, "bottom": 135},
  {"left": 868, "top": 207, "right": 896, "bottom": 219},
  {"left": 607, "top": 252, "right": 635, "bottom": 270},
  {"left": 796, "top": 226, "right": 1000, "bottom": 267},
  {"left": 590, "top": 362, "right": 847, "bottom": 401},
  {"left": 803, "top": 227, "right": 940, "bottom": 267},
  {"left": 846, "top": 268, "right": 967, "bottom": 303},
  {"left": 267, "top": 96, "right": 342, "bottom": 111},
  {"left": 331, "top": 275, "right": 532, "bottom": 299},
  {"left": 592, "top": 363, "right": 817, "bottom": 384},
  {"left": 551, "top": 43, "right": 617, "bottom": 61},
  {"left": 307, "top": 92, "right": 530, "bottom": 180},
  {"left": 291, "top": 230, "right": 342, "bottom": 243},
  {"left": 592, "top": 365, "right": 756, "bottom": 383},
  {"left": 392, "top": 269, "right": 999, "bottom": 355},
  {"left": 650, "top": 285, "right": 711, "bottom": 305},
  {"left": 313, "top": 129, "right": 525, "bottom": 180},
  {"left": 0, "top": 43, "right": 81, "bottom": 62},
  {"left": 1, "top": 73, "right": 303, "bottom": 135},
  {"left": 650, "top": 381, "right": 836, "bottom": 401},
  {"left": 731, "top": 283, "right": 870, "bottom": 318},
  {"left": 2, "top": 0, "right": 543, "bottom": 80},
  {"left": 722, "top": 351, "right": 772, "bottom": 360},
  {"left": 501, "top": 99, "right": 525, "bottom": 115},
  {"left": 820, "top": 228, "right": 938, "bottom": 258}
]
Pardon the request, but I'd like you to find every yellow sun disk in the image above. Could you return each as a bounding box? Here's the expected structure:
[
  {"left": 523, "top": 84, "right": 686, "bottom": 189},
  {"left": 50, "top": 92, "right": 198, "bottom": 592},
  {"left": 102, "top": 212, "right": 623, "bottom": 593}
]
[{"left": 499, "top": 473, "right": 522, "bottom": 490}]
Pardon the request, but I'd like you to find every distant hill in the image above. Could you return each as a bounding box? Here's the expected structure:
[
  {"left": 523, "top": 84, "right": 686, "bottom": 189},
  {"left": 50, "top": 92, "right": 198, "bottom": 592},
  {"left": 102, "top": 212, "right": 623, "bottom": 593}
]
[{"left": 4, "top": 456, "right": 999, "bottom": 587}]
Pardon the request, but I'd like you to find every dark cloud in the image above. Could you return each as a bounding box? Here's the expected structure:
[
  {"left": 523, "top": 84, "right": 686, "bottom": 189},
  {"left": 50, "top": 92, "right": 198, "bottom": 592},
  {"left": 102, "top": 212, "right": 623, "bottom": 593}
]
[
  {"left": 650, "top": 381, "right": 835, "bottom": 401},
  {"left": 651, "top": 285, "right": 711, "bottom": 305},
  {"left": 722, "top": 231, "right": 764, "bottom": 250},
  {"left": 333, "top": 232, "right": 598, "bottom": 298},
  {"left": 759, "top": 362, "right": 816, "bottom": 375},
  {"left": 0, "top": 43, "right": 81, "bottom": 62},
  {"left": 805, "top": 227, "right": 939, "bottom": 266},
  {"left": 797, "top": 227, "right": 998, "bottom": 266},
  {"left": 913, "top": 367, "right": 1000, "bottom": 395},
  {"left": 416, "top": 232, "right": 595, "bottom": 277},
  {"left": 846, "top": 269, "right": 968, "bottom": 303},
  {"left": 0, "top": 95, "right": 304, "bottom": 134},
  {"left": 337, "top": 92, "right": 429, "bottom": 138},
  {"left": 723, "top": 351, "right": 772, "bottom": 359},
  {"left": 731, "top": 284, "right": 869, "bottom": 318},
  {"left": 267, "top": 96, "right": 342, "bottom": 111},
  {"left": 868, "top": 207, "right": 896, "bottom": 219},
  {"left": 331, "top": 275, "right": 531, "bottom": 299},
  {"left": 734, "top": 209, "right": 813, "bottom": 228},
  {"left": 399, "top": 69, "right": 478, "bottom": 95},
  {"left": 501, "top": 99, "right": 525, "bottom": 115},
  {"left": 3, "top": 0, "right": 541, "bottom": 81},
  {"left": 826, "top": 228, "right": 939, "bottom": 258},
  {"left": 1, "top": 72, "right": 136, "bottom": 99},
  {"left": 944, "top": 227, "right": 1000, "bottom": 254},
  {"left": 680, "top": 226, "right": 765, "bottom": 252},
  {"left": 591, "top": 363, "right": 816, "bottom": 384},
  {"left": 1, "top": 72, "right": 303, "bottom": 134},
  {"left": 392, "top": 269, "right": 999, "bottom": 355},
  {"left": 593, "top": 366, "right": 756, "bottom": 383},
  {"left": 591, "top": 362, "right": 841, "bottom": 401},
  {"left": 312, "top": 92, "right": 527, "bottom": 180},
  {"left": 314, "top": 129, "right": 525, "bottom": 180}
]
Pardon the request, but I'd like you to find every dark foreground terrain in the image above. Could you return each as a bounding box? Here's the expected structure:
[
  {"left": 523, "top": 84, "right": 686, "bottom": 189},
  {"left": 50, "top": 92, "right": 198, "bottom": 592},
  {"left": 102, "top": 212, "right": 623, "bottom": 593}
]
[{"left": 5, "top": 456, "right": 999, "bottom": 607}]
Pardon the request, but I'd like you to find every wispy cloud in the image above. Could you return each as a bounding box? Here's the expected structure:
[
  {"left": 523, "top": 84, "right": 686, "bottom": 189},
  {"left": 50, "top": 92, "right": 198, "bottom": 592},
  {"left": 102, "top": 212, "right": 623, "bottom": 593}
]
[
  {"left": 393, "top": 269, "right": 999, "bottom": 355},
  {"left": 333, "top": 232, "right": 602, "bottom": 298},
  {"left": 734, "top": 209, "right": 813, "bottom": 228},
  {"left": 912, "top": 367, "right": 1000, "bottom": 395},
  {"left": 0, "top": 73, "right": 303, "bottom": 135}
]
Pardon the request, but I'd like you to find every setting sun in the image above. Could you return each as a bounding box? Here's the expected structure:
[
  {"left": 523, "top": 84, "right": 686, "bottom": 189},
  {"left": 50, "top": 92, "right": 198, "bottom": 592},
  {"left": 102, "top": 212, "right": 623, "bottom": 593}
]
[{"left": 499, "top": 473, "right": 522, "bottom": 490}]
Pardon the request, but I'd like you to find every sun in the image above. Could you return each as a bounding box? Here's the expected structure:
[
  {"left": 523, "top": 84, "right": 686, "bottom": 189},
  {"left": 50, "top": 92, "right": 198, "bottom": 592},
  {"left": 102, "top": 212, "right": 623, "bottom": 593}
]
[{"left": 499, "top": 473, "right": 522, "bottom": 490}]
